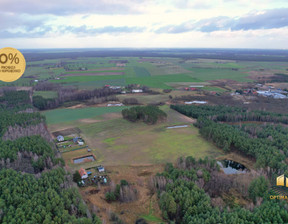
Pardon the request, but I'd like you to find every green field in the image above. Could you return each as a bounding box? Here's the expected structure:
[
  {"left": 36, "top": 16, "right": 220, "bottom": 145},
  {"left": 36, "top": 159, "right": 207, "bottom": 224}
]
[
  {"left": 133, "top": 66, "right": 151, "bottom": 77},
  {"left": 188, "top": 67, "right": 251, "bottom": 82},
  {"left": 48, "top": 106, "right": 223, "bottom": 166},
  {"left": 51, "top": 73, "right": 200, "bottom": 89},
  {"left": 43, "top": 106, "right": 129, "bottom": 124},
  {"left": 6, "top": 56, "right": 287, "bottom": 89},
  {"left": 26, "top": 56, "right": 284, "bottom": 90},
  {"left": 34, "top": 91, "right": 58, "bottom": 98}
]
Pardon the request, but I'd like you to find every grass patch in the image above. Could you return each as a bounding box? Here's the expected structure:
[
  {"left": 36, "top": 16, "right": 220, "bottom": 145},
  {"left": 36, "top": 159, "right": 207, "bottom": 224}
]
[
  {"left": 103, "top": 137, "right": 119, "bottom": 145},
  {"left": 134, "top": 66, "right": 151, "bottom": 77},
  {"left": 43, "top": 106, "right": 129, "bottom": 124},
  {"left": 34, "top": 91, "right": 58, "bottom": 99},
  {"left": 188, "top": 67, "right": 251, "bottom": 82},
  {"left": 202, "top": 86, "right": 227, "bottom": 92}
]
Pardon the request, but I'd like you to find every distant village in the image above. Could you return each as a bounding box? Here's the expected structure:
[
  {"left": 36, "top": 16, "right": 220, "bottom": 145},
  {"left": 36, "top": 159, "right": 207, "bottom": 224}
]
[{"left": 233, "top": 84, "right": 288, "bottom": 99}]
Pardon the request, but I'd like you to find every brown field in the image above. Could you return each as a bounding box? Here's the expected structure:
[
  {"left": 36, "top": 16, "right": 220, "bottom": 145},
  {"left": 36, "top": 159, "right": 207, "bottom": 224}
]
[
  {"left": 80, "top": 164, "right": 164, "bottom": 224},
  {"left": 62, "top": 72, "right": 124, "bottom": 76}
]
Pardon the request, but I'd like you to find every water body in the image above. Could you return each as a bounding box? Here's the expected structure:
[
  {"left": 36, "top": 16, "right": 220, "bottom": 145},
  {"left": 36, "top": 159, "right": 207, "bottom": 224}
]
[
  {"left": 217, "top": 160, "right": 247, "bottom": 174},
  {"left": 73, "top": 155, "right": 95, "bottom": 164}
]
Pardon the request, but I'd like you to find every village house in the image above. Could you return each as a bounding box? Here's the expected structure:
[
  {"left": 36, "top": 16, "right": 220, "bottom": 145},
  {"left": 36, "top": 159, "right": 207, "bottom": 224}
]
[
  {"left": 79, "top": 168, "right": 88, "bottom": 179},
  {"left": 132, "top": 89, "right": 143, "bottom": 93},
  {"left": 97, "top": 165, "right": 105, "bottom": 172}
]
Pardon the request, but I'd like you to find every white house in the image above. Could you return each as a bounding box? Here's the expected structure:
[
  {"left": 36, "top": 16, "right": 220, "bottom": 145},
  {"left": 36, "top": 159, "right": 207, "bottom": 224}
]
[
  {"left": 185, "top": 101, "right": 207, "bottom": 104},
  {"left": 57, "top": 135, "right": 64, "bottom": 142},
  {"left": 132, "top": 89, "right": 143, "bottom": 93},
  {"left": 98, "top": 166, "right": 105, "bottom": 172}
]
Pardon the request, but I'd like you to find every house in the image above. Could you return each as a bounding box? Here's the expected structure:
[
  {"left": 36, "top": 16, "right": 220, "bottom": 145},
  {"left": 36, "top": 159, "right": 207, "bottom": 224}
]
[
  {"left": 132, "top": 89, "right": 143, "bottom": 93},
  {"left": 97, "top": 165, "right": 105, "bottom": 172},
  {"left": 185, "top": 101, "right": 207, "bottom": 104},
  {"left": 73, "top": 137, "right": 79, "bottom": 143},
  {"left": 78, "top": 141, "right": 84, "bottom": 146},
  {"left": 57, "top": 135, "right": 64, "bottom": 142},
  {"left": 79, "top": 168, "right": 88, "bottom": 179},
  {"left": 107, "top": 103, "right": 124, "bottom": 107}
]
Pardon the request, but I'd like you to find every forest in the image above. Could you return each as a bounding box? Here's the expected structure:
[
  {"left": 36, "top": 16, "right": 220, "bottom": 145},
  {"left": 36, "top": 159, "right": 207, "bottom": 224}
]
[
  {"left": 153, "top": 158, "right": 288, "bottom": 224},
  {"left": 0, "top": 90, "right": 100, "bottom": 223},
  {"left": 122, "top": 105, "right": 167, "bottom": 124},
  {"left": 171, "top": 105, "right": 288, "bottom": 173}
]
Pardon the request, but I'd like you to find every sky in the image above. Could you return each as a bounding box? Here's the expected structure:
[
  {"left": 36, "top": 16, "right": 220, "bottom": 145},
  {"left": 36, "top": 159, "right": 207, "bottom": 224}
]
[{"left": 1, "top": 0, "right": 288, "bottom": 49}]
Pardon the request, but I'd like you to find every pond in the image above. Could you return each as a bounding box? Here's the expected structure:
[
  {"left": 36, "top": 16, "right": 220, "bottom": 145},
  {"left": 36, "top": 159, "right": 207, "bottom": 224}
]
[
  {"left": 73, "top": 155, "right": 95, "bottom": 164},
  {"left": 217, "top": 160, "right": 247, "bottom": 174}
]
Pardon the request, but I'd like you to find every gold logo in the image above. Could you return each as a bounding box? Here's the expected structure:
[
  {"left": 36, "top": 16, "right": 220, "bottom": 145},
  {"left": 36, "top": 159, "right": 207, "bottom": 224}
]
[
  {"left": 276, "top": 174, "right": 288, "bottom": 187},
  {"left": 0, "top": 47, "right": 26, "bottom": 82}
]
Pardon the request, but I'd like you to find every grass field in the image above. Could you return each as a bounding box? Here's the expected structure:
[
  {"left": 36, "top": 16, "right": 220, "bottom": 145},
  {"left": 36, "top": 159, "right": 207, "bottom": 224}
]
[
  {"left": 43, "top": 56, "right": 280, "bottom": 89},
  {"left": 47, "top": 105, "right": 223, "bottom": 167},
  {"left": 188, "top": 67, "right": 251, "bottom": 82},
  {"left": 51, "top": 73, "right": 200, "bottom": 89},
  {"left": 43, "top": 106, "right": 129, "bottom": 124},
  {"left": 133, "top": 66, "right": 151, "bottom": 77},
  {"left": 34, "top": 91, "right": 58, "bottom": 98}
]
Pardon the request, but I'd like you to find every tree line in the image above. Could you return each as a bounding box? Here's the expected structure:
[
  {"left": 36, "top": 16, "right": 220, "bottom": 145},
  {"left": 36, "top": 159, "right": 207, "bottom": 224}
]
[{"left": 33, "top": 84, "right": 122, "bottom": 110}]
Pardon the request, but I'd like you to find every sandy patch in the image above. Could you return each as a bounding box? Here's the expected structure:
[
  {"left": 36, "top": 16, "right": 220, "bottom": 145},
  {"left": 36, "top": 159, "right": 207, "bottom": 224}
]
[
  {"left": 102, "top": 113, "right": 122, "bottom": 120},
  {"left": 79, "top": 164, "right": 164, "bottom": 224},
  {"left": 66, "top": 104, "right": 86, "bottom": 109},
  {"left": 79, "top": 119, "right": 101, "bottom": 124}
]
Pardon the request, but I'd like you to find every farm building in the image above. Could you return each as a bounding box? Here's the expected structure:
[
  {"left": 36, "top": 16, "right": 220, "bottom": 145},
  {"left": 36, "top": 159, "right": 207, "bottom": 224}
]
[
  {"left": 97, "top": 165, "right": 105, "bottom": 172},
  {"left": 132, "top": 89, "right": 143, "bottom": 93},
  {"left": 185, "top": 101, "right": 207, "bottom": 104},
  {"left": 57, "top": 135, "right": 64, "bottom": 142},
  {"left": 78, "top": 141, "right": 84, "bottom": 146},
  {"left": 107, "top": 103, "right": 124, "bottom": 107},
  {"left": 79, "top": 168, "right": 88, "bottom": 179}
]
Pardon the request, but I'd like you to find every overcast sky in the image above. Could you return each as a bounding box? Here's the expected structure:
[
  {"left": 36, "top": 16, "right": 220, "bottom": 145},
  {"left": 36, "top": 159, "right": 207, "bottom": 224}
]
[{"left": 1, "top": 0, "right": 288, "bottom": 49}]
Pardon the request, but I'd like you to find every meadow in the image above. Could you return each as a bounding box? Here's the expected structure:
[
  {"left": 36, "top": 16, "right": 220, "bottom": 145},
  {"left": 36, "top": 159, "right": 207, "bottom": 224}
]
[
  {"left": 46, "top": 105, "right": 223, "bottom": 167},
  {"left": 46, "top": 56, "right": 278, "bottom": 89},
  {"left": 34, "top": 91, "right": 58, "bottom": 98},
  {"left": 43, "top": 106, "right": 128, "bottom": 124}
]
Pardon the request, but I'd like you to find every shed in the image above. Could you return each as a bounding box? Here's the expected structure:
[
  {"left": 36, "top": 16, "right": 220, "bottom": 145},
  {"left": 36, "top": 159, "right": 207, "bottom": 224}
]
[
  {"left": 132, "top": 89, "right": 143, "bottom": 93},
  {"left": 73, "top": 137, "right": 79, "bottom": 143},
  {"left": 97, "top": 166, "right": 105, "bottom": 172},
  {"left": 57, "top": 135, "right": 64, "bottom": 142},
  {"left": 79, "top": 168, "right": 88, "bottom": 179}
]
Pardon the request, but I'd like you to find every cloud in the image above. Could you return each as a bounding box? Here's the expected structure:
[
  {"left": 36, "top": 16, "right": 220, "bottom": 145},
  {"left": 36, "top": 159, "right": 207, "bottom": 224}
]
[
  {"left": 155, "top": 8, "right": 288, "bottom": 33},
  {"left": 59, "top": 25, "right": 146, "bottom": 35},
  {"left": 0, "top": 26, "right": 53, "bottom": 39},
  {"left": 0, "top": 25, "right": 145, "bottom": 39},
  {"left": 0, "top": 0, "right": 142, "bottom": 15},
  {"left": 232, "top": 8, "right": 288, "bottom": 30},
  {"left": 0, "top": 13, "right": 48, "bottom": 30}
]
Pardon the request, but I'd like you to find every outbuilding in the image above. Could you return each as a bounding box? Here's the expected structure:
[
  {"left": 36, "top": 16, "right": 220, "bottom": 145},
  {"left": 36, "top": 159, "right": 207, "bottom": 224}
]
[{"left": 57, "top": 135, "right": 64, "bottom": 142}]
